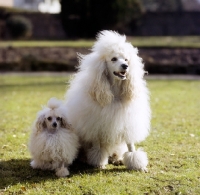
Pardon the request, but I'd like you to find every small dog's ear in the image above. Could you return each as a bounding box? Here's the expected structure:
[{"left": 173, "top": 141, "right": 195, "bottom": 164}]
[
  {"left": 89, "top": 62, "right": 113, "bottom": 107},
  {"left": 36, "top": 114, "right": 46, "bottom": 132}
]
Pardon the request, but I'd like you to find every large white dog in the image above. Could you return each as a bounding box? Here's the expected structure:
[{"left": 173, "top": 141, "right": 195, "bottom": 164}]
[{"left": 65, "top": 30, "right": 151, "bottom": 171}]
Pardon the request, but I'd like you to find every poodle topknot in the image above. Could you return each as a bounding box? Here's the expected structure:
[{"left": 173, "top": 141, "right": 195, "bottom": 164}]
[{"left": 47, "top": 97, "right": 63, "bottom": 109}]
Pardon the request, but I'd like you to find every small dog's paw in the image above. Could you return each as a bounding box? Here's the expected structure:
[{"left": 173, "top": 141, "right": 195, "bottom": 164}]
[
  {"left": 56, "top": 167, "right": 70, "bottom": 177},
  {"left": 142, "top": 167, "right": 148, "bottom": 173},
  {"left": 30, "top": 160, "right": 39, "bottom": 169}
]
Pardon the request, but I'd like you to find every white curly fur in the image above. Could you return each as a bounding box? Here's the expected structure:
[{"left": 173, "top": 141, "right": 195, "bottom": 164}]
[
  {"left": 47, "top": 97, "right": 63, "bottom": 109},
  {"left": 123, "top": 148, "right": 148, "bottom": 171},
  {"left": 65, "top": 30, "right": 151, "bottom": 170},
  {"left": 29, "top": 97, "right": 79, "bottom": 177}
]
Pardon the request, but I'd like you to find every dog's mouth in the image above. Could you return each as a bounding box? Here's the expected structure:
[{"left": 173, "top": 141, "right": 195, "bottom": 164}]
[
  {"left": 47, "top": 128, "right": 57, "bottom": 134},
  {"left": 113, "top": 71, "right": 127, "bottom": 80}
]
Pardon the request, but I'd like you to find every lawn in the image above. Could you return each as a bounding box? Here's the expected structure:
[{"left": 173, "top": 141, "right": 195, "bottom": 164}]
[
  {"left": 0, "top": 74, "right": 200, "bottom": 194},
  {"left": 1, "top": 36, "right": 200, "bottom": 48}
]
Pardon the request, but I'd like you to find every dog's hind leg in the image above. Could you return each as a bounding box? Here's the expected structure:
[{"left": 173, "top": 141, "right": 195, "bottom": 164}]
[
  {"left": 109, "top": 143, "right": 128, "bottom": 166},
  {"left": 123, "top": 143, "right": 148, "bottom": 172}
]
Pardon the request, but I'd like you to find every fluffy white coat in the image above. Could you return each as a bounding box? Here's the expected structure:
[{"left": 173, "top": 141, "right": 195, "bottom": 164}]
[
  {"left": 65, "top": 30, "right": 151, "bottom": 171},
  {"left": 29, "top": 98, "right": 79, "bottom": 177}
]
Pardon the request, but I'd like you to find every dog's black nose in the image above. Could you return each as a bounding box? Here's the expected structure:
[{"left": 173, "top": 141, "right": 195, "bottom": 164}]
[
  {"left": 121, "top": 64, "right": 128, "bottom": 70},
  {"left": 52, "top": 122, "right": 57, "bottom": 128}
]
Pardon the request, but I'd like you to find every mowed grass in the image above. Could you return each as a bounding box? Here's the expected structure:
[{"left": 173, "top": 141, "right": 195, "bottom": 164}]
[
  {"left": 0, "top": 74, "right": 200, "bottom": 194},
  {"left": 1, "top": 36, "right": 200, "bottom": 48}
]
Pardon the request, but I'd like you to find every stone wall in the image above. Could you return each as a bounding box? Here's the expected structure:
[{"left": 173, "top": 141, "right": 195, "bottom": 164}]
[{"left": 1, "top": 47, "right": 200, "bottom": 74}]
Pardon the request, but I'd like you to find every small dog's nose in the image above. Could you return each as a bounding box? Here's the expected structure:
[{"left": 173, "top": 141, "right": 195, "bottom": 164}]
[
  {"left": 52, "top": 122, "right": 57, "bottom": 128},
  {"left": 121, "top": 64, "right": 128, "bottom": 70}
]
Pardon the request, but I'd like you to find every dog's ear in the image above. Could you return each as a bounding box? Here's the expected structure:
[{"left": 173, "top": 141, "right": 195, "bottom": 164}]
[
  {"left": 89, "top": 63, "right": 113, "bottom": 107},
  {"left": 36, "top": 114, "right": 46, "bottom": 132}
]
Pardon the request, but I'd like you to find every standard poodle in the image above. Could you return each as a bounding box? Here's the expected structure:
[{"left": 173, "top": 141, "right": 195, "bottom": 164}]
[
  {"left": 29, "top": 97, "right": 79, "bottom": 177},
  {"left": 65, "top": 30, "right": 151, "bottom": 171}
]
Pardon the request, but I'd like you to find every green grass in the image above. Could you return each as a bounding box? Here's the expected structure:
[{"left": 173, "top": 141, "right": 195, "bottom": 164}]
[
  {"left": 0, "top": 40, "right": 94, "bottom": 48},
  {"left": 0, "top": 74, "right": 200, "bottom": 194},
  {"left": 1, "top": 36, "right": 200, "bottom": 48}
]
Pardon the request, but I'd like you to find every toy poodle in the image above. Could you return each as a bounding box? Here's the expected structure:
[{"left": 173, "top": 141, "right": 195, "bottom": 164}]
[{"left": 29, "top": 97, "right": 79, "bottom": 177}]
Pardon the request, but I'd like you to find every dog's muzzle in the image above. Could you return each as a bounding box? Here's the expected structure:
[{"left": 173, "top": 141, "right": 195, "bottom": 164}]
[{"left": 113, "top": 64, "right": 128, "bottom": 80}]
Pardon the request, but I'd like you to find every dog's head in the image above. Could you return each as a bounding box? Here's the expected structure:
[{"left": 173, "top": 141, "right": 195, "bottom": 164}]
[
  {"left": 91, "top": 30, "right": 143, "bottom": 80},
  {"left": 105, "top": 52, "right": 130, "bottom": 81},
  {"left": 45, "top": 111, "right": 65, "bottom": 131},
  {"left": 87, "top": 30, "right": 145, "bottom": 106},
  {"left": 36, "top": 98, "right": 69, "bottom": 133}
]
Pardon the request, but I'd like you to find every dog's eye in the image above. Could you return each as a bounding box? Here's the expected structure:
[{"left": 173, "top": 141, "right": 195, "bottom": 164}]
[
  {"left": 47, "top": 117, "right": 52, "bottom": 121},
  {"left": 125, "top": 59, "right": 128, "bottom": 61},
  {"left": 56, "top": 117, "right": 61, "bottom": 121},
  {"left": 111, "top": 57, "right": 117, "bottom": 62}
]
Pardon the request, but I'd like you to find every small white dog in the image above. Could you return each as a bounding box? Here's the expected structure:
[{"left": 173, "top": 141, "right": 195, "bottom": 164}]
[
  {"left": 65, "top": 30, "right": 151, "bottom": 171},
  {"left": 29, "top": 98, "right": 79, "bottom": 177}
]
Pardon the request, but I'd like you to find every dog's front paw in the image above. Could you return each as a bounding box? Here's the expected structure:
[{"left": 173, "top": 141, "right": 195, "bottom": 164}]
[
  {"left": 123, "top": 149, "right": 148, "bottom": 171},
  {"left": 56, "top": 167, "right": 70, "bottom": 177}
]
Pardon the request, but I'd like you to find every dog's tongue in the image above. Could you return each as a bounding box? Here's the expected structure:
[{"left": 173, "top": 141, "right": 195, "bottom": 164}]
[
  {"left": 119, "top": 71, "right": 126, "bottom": 76},
  {"left": 114, "top": 71, "right": 127, "bottom": 79}
]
